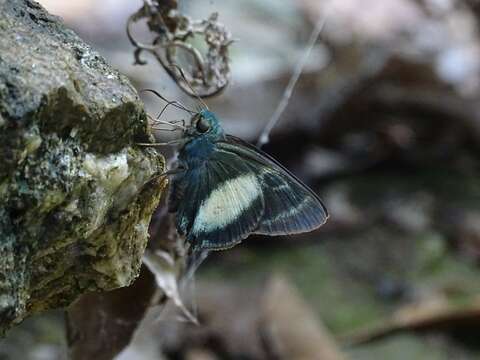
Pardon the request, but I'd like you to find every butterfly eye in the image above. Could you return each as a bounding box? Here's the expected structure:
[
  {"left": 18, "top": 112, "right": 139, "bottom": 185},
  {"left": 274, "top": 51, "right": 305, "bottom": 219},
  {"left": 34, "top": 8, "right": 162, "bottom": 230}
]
[{"left": 196, "top": 116, "right": 211, "bottom": 133}]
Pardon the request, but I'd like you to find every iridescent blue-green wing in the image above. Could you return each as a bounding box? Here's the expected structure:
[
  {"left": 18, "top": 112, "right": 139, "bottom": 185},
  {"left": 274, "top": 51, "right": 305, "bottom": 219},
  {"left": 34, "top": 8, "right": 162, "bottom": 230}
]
[
  {"left": 217, "top": 135, "right": 329, "bottom": 235},
  {"left": 171, "top": 155, "right": 265, "bottom": 251}
]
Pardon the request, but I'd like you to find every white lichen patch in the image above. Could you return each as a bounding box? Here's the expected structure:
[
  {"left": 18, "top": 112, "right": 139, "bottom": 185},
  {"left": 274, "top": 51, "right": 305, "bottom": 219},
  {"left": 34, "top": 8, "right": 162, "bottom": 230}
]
[
  {"left": 17, "top": 126, "right": 43, "bottom": 165},
  {"left": 24, "top": 130, "right": 42, "bottom": 154},
  {"left": 83, "top": 150, "right": 129, "bottom": 192},
  {"left": 69, "top": 127, "right": 79, "bottom": 138},
  {"left": 83, "top": 188, "right": 111, "bottom": 237}
]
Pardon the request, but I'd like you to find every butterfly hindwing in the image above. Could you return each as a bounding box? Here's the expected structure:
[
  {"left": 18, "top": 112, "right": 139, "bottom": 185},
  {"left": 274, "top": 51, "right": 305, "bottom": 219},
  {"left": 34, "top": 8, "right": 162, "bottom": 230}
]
[{"left": 217, "top": 135, "right": 329, "bottom": 236}]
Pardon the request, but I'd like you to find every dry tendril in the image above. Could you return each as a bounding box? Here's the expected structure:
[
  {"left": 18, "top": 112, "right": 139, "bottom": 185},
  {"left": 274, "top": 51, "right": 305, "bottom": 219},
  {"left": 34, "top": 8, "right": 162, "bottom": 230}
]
[{"left": 127, "top": 0, "right": 233, "bottom": 98}]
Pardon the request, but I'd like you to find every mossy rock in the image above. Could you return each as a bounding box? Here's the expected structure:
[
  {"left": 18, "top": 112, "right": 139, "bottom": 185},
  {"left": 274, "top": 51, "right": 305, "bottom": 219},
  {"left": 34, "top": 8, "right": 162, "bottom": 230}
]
[{"left": 0, "top": 0, "right": 165, "bottom": 335}]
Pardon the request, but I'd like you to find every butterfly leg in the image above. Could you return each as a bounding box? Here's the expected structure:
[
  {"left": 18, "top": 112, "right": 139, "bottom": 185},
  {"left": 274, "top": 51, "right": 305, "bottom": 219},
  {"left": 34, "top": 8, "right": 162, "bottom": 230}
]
[
  {"left": 139, "top": 165, "right": 188, "bottom": 197},
  {"left": 150, "top": 165, "right": 187, "bottom": 181},
  {"left": 136, "top": 140, "right": 184, "bottom": 146}
]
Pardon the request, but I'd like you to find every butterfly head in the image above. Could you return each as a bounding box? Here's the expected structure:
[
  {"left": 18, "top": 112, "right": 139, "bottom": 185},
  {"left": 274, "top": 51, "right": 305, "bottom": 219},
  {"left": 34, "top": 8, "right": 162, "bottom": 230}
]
[{"left": 184, "top": 109, "right": 225, "bottom": 141}]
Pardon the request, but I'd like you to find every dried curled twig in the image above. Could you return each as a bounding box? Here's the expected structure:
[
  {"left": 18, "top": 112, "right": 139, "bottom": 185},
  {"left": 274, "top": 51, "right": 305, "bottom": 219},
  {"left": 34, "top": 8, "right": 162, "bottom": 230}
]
[{"left": 127, "top": 0, "right": 233, "bottom": 98}]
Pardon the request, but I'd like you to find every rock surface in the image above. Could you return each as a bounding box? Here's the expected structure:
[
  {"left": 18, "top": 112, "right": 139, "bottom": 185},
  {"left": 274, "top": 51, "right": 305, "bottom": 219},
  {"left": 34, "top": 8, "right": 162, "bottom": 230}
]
[{"left": 0, "top": 0, "right": 165, "bottom": 335}]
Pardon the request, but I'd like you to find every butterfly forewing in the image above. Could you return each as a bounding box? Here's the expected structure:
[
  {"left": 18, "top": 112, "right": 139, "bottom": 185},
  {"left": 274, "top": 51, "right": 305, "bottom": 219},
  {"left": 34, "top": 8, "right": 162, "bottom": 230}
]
[
  {"left": 172, "top": 151, "right": 265, "bottom": 250},
  {"left": 217, "top": 136, "right": 328, "bottom": 235}
]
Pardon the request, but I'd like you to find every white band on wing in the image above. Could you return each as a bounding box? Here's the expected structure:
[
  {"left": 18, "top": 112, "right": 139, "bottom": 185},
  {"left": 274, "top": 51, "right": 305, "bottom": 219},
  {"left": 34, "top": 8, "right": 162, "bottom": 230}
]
[{"left": 191, "top": 174, "right": 261, "bottom": 234}]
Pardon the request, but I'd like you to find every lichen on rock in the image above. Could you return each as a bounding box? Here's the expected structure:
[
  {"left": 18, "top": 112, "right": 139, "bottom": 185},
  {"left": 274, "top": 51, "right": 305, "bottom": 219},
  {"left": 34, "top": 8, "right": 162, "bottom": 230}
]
[{"left": 0, "top": 0, "right": 166, "bottom": 335}]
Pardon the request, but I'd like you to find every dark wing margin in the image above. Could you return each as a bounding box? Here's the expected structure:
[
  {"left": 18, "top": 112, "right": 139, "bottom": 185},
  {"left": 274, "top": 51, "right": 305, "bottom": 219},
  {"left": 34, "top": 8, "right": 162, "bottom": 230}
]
[
  {"left": 169, "top": 168, "right": 202, "bottom": 236},
  {"left": 217, "top": 135, "right": 329, "bottom": 236},
  {"left": 172, "top": 152, "right": 265, "bottom": 251}
]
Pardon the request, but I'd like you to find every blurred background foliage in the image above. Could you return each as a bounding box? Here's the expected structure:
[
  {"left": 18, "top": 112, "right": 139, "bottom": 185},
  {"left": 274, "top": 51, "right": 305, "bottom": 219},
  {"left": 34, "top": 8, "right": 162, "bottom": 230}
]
[{"left": 3, "top": 0, "right": 480, "bottom": 359}]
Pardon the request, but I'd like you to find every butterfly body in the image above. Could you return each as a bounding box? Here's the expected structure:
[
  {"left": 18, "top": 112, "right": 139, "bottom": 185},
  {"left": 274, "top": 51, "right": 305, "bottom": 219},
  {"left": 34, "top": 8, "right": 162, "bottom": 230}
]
[{"left": 168, "top": 110, "right": 328, "bottom": 251}]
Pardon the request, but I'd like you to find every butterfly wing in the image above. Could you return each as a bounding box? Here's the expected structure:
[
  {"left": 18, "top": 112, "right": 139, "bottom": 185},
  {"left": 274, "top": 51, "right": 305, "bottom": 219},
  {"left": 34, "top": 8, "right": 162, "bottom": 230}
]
[
  {"left": 171, "top": 135, "right": 328, "bottom": 251},
  {"left": 170, "top": 154, "right": 265, "bottom": 251},
  {"left": 217, "top": 135, "right": 329, "bottom": 236}
]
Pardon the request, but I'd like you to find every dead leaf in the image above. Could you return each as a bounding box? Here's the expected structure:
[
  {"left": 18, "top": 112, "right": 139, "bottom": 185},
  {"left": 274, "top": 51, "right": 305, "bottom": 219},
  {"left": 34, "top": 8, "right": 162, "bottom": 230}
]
[{"left": 142, "top": 249, "right": 198, "bottom": 325}]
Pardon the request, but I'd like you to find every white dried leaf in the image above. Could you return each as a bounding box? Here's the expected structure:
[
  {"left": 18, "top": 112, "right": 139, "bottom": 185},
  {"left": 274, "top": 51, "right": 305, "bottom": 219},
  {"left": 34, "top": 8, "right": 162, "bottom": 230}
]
[{"left": 142, "top": 250, "right": 198, "bottom": 324}]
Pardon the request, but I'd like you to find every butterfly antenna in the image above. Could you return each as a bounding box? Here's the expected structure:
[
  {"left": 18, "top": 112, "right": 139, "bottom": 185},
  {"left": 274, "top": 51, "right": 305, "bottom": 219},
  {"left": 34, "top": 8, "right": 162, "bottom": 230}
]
[
  {"left": 147, "top": 114, "right": 186, "bottom": 130},
  {"left": 150, "top": 126, "right": 179, "bottom": 132},
  {"left": 171, "top": 119, "right": 186, "bottom": 127},
  {"left": 141, "top": 89, "right": 196, "bottom": 115},
  {"left": 156, "top": 101, "right": 176, "bottom": 120},
  {"left": 169, "top": 64, "right": 209, "bottom": 110}
]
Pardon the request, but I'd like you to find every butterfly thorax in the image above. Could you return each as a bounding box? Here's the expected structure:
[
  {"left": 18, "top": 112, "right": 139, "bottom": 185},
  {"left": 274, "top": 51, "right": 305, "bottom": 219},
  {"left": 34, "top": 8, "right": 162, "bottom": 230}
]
[
  {"left": 179, "top": 137, "right": 218, "bottom": 166},
  {"left": 179, "top": 110, "right": 226, "bottom": 167}
]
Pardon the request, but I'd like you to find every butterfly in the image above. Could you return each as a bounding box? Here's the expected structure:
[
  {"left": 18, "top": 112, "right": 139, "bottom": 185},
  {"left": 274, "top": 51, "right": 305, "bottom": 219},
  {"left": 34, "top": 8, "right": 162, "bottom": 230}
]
[{"left": 165, "top": 109, "right": 329, "bottom": 252}]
